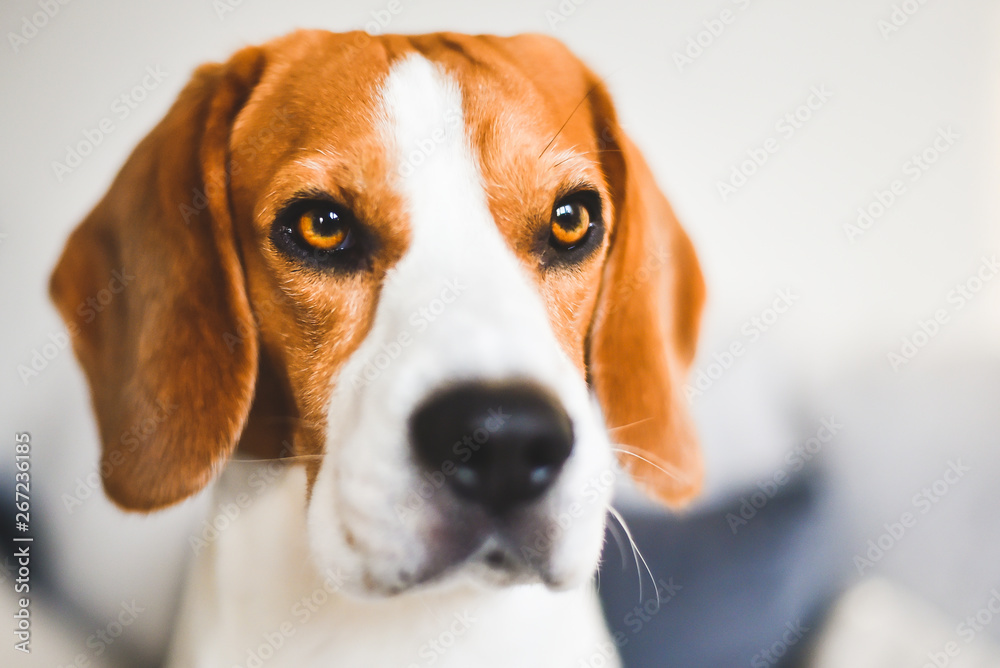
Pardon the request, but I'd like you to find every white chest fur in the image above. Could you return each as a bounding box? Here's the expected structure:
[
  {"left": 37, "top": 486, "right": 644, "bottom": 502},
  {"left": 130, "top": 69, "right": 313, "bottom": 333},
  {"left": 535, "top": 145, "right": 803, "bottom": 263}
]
[{"left": 166, "top": 462, "right": 620, "bottom": 668}]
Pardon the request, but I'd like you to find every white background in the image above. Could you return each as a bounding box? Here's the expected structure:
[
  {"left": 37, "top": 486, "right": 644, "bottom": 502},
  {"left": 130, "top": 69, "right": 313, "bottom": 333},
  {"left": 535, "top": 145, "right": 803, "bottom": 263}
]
[{"left": 1, "top": 0, "right": 998, "bottom": 665}]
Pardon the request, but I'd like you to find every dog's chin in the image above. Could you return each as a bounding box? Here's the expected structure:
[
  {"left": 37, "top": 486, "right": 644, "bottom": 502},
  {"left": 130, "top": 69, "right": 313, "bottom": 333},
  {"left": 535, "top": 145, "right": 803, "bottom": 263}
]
[
  {"left": 455, "top": 542, "right": 599, "bottom": 592},
  {"left": 316, "top": 535, "right": 598, "bottom": 601}
]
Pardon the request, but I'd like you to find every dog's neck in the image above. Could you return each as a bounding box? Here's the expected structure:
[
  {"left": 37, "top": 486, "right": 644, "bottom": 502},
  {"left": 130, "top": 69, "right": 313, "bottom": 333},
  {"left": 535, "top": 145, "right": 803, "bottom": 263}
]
[{"left": 165, "top": 461, "right": 619, "bottom": 668}]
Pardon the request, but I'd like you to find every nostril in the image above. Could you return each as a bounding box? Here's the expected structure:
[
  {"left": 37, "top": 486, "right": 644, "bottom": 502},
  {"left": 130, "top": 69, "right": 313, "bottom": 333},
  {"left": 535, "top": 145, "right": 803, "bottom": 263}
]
[
  {"left": 409, "top": 381, "right": 574, "bottom": 513},
  {"left": 524, "top": 435, "right": 570, "bottom": 484}
]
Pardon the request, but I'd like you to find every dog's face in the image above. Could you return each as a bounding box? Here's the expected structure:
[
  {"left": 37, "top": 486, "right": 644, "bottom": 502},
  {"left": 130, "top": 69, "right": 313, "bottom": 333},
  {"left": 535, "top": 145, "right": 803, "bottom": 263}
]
[{"left": 50, "top": 31, "right": 704, "bottom": 596}]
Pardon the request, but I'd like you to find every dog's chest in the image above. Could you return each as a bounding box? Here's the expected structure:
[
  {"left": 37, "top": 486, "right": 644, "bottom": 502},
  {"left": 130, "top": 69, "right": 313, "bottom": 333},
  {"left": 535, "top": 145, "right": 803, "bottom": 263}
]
[{"left": 166, "top": 463, "right": 620, "bottom": 668}]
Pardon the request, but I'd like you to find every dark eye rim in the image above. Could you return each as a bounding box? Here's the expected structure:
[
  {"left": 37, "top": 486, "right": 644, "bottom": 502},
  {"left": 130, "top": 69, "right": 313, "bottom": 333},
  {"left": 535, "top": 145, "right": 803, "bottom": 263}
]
[
  {"left": 269, "top": 194, "right": 373, "bottom": 273},
  {"left": 542, "top": 189, "right": 604, "bottom": 264}
]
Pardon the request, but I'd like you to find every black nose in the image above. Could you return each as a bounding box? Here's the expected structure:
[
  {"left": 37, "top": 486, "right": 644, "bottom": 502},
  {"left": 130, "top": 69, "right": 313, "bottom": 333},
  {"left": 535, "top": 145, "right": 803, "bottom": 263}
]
[{"left": 409, "top": 381, "right": 574, "bottom": 514}]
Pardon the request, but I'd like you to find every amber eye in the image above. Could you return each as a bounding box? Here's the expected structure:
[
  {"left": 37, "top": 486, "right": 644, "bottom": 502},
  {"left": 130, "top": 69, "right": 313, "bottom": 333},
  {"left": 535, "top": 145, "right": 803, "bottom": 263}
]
[
  {"left": 297, "top": 206, "right": 353, "bottom": 251},
  {"left": 272, "top": 198, "right": 369, "bottom": 272},
  {"left": 550, "top": 199, "right": 592, "bottom": 249}
]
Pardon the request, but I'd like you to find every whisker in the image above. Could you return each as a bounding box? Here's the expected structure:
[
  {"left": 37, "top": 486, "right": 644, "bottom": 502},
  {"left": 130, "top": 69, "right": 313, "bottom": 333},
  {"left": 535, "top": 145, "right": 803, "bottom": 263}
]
[
  {"left": 611, "top": 445, "right": 684, "bottom": 483},
  {"left": 229, "top": 453, "right": 326, "bottom": 464},
  {"left": 537, "top": 65, "right": 628, "bottom": 159},
  {"left": 538, "top": 84, "right": 600, "bottom": 159},
  {"left": 607, "top": 505, "right": 658, "bottom": 608},
  {"left": 607, "top": 416, "right": 654, "bottom": 433},
  {"left": 557, "top": 149, "right": 626, "bottom": 157},
  {"left": 607, "top": 506, "right": 641, "bottom": 600},
  {"left": 604, "top": 513, "right": 630, "bottom": 571},
  {"left": 413, "top": 589, "right": 448, "bottom": 627}
]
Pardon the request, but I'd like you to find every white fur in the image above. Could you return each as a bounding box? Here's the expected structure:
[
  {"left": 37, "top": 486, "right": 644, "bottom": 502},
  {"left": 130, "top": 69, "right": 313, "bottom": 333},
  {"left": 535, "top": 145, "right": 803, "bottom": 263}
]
[
  {"left": 169, "top": 55, "right": 620, "bottom": 667},
  {"left": 168, "top": 464, "right": 619, "bottom": 667}
]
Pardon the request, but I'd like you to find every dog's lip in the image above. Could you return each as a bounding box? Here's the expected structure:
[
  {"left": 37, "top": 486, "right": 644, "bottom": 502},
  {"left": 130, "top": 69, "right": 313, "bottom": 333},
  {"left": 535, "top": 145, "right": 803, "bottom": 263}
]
[
  {"left": 404, "top": 531, "right": 548, "bottom": 590},
  {"left": 470, "top": 535, "right": 529, "bottom": 572}
]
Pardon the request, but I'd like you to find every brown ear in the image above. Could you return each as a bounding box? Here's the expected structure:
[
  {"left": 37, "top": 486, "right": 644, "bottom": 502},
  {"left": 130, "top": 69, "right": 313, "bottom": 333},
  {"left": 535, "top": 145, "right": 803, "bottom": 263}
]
[
  {"left": 49, "top": 47, "right": 267, "bottom": 511},
  {"left": 588, "top": 94, "right": 706, "bottom": 506}
]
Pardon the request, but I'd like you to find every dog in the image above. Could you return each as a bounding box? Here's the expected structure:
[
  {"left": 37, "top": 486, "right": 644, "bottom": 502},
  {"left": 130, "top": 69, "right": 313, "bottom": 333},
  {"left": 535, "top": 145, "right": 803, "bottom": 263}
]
[{"left": 49, "top": 30, "right": 705, "bottom": 667}]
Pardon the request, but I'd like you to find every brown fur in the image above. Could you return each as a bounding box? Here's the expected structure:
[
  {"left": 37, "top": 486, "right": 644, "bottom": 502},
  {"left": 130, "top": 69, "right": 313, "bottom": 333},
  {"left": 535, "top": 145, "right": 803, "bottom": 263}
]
[{"left": 50, "top": 30, "right": 704, "bottom": 511}]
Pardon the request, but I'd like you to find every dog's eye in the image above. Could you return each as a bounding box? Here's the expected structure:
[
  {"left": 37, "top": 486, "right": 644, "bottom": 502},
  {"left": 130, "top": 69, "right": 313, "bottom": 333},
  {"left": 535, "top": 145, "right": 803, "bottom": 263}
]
[
  {"left": 549, "top": 198, "right": 593, "bottom": 250},
  {"left": 297, "top": 207, "right": 354, "bottom": 251},
  {"left": 271, "top": 199, "right": 368, "bottom": 272}
]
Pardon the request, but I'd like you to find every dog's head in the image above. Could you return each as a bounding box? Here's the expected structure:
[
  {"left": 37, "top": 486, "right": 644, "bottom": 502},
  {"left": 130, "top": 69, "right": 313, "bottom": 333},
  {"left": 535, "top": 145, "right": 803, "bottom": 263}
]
[{"left": 50, "top": 31, "right": 704, "bottom": 596}]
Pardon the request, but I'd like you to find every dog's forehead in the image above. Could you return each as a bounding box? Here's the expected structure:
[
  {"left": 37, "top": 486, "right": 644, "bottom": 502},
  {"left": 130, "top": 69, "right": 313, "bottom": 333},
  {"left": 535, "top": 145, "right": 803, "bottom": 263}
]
[
  {"left": 231, "top": 31, "right": 605, "bottom": 225},
  {"left": 254, "top": 31, "right": 598, "bottom": 140}
]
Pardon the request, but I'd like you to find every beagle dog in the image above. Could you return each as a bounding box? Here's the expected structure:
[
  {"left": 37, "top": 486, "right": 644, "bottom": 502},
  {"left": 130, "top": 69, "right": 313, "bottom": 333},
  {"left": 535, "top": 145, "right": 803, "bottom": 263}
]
[{"left": 50, "top": 30, "right": 704, "bottom": 667}]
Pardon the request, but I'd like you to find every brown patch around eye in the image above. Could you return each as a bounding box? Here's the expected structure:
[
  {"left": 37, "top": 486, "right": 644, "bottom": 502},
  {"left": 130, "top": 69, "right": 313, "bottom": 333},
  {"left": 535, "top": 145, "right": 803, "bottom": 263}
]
[
  {"left": 550, "top": 201, "right": 591, "bottom": 248},
  {"left": 299, "top": 210, "right": 347, "bottom": 250}
]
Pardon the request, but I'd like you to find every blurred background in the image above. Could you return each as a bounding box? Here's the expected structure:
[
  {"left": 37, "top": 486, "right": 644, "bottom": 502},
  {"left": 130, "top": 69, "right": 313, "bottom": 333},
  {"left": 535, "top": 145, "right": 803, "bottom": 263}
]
[{"left": 1, "top": 0, "right": 997, "bottom": 665}]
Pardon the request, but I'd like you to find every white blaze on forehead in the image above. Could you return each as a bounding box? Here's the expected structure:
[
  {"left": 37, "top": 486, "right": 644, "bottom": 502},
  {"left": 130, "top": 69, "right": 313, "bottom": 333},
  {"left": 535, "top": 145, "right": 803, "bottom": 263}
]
[
  {"left": 375, "top": 54, "right": 562, "bottom": 382},
  {"left": 380, "top": 54, "right": 489, "bottom": 267}
]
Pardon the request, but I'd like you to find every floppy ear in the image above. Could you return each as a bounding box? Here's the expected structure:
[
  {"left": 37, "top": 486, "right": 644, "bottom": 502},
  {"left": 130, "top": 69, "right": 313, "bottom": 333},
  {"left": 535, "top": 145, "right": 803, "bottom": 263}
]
[
  {"left": 588, "top": 93, "right": 706, "bottom": 506},
  {"left": 49, "top": 47, "right": 267, "bottom": 511}
]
